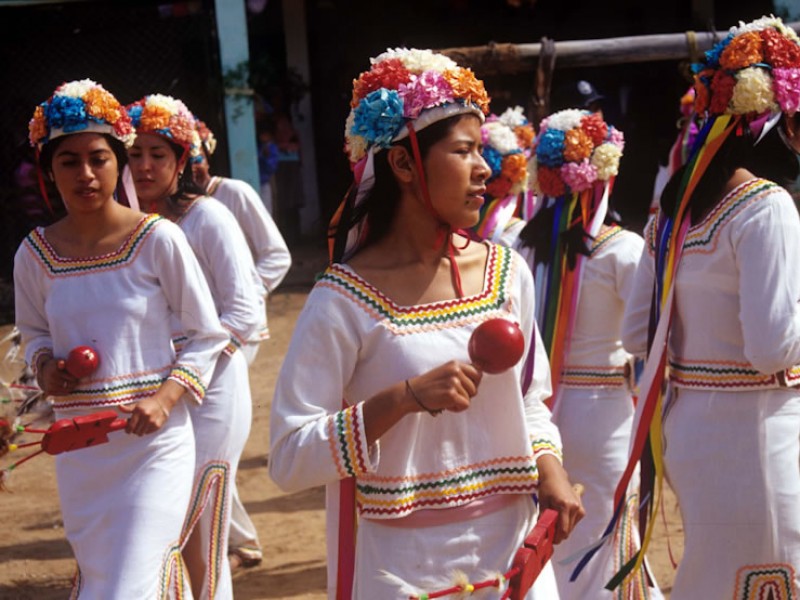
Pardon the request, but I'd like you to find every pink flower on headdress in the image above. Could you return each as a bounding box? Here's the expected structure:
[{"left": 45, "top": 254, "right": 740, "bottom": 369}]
[
  {"left": 761, "top": 28, "right": 800, "bottom": 69},
  {"left": 709, "top": 70, "right": 736, "bottom": 114},
  {"left": 351, "top": 58, "right": 412, "bottom": 108},
  {"left": 398, "top": 70, "right": 454, "bottom": 118},
  {"left": 560, "top": 159, "right": 598, "bottom": 192},
  {"left": 773, "top": 68, "right": 800, "bottom": 115},
  {"left": 608, "top": 127, "right": 625, "bottom": 151}
]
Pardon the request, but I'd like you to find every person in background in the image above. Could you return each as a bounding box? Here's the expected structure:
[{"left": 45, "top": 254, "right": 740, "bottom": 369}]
[
  {"left": 192, "top": 117, "right": 292, "bottom": 571},
  {"left": 269, "top": 47, "right": 583, "bottom": 599},
  {"left": 16, "top": 80, "right": 227, "bottom": 598},
  {"left": 621, "top": 16, "right": 800, "bottom": 596},
  {"left": 129, "top": 94, "right": 263, "bottom": 599},
  {"left": 256, "top": 116, "right": 280, "bottom": 215}
]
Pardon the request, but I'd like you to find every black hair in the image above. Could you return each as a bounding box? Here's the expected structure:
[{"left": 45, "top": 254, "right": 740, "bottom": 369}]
[
  {"left": 163, "top": 139, "right": 206, "bottom": 215},
  {"left": 660, "top": 116, "right": 799, "bottom": 221},
  {"left": 333, "top": 113, "right": 476, "bottom": 262},
  {"left": 38, "top": 133, "right": 128, "bottom": 177}
]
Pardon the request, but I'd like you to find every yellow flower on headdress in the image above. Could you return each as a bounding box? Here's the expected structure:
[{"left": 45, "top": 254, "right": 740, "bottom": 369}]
[
  {"left": 84, "top": 87, "right": 121, "bottom": 124},
  {"left": 730, "top": 67, "right": 778, "bottom": 114},
  {"left": 719, "top": 31, "right": 764, "bottom": 70},
  {"left": 591, "top": 143, "right": 623, "bottom": 180},
  {"left": 442, "top": 68, "right": 490, "bottom": 114}
]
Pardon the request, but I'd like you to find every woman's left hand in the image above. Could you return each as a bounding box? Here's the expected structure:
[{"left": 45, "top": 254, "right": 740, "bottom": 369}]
[
  {"left": 117, "top": 379, "right": 184, "bottom": 436},
  {"left": 535, "top": 454, "right": 585, "bottom": 544}
]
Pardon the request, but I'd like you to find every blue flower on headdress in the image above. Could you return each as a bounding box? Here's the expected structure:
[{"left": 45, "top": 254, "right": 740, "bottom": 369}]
[
  {"left": 47, "top": 95, "right": 88, "bottom": 133},
  {"left": 482, "top": 146, "right": 503, "bottom": 179},
  {"left": 127, "top": 104, "right": 144, "bottom": 126},
  {"left": 536, "top": 128, "right": 566, "bottom": 168},
  {"left": 702, "top": 32, "right": 734, "bottom": 68},
  {"left": 352, "top": 88, "right": 405, "bottom": 149}
]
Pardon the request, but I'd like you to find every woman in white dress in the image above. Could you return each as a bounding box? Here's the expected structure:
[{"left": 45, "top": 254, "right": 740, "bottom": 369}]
[
  {"left": 621, "top": 16, "right": 800, "bottom": 597},
  {"left": 127, "top": 94, "right": 263, "bottom": 600},
  {"left": 269, "top": 48, "right": 584, "bottom": 600},
  {"left": 15, "top": 80, "right": 228, "bottom": 599}
]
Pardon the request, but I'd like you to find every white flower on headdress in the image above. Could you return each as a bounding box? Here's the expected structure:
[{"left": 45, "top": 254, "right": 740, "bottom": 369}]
[
  {"left": 57, "top": 79, "right": 97, "bottom": 98},
  {"left": 544, "top": 109, "right": 584, "bottom": 132},
  {"left": 590, "top": 142, "right": 623, "bottom": 180},
  {"left": 373, "top": 48, "right": 458, "bottom": 74},
  {"left": 731, "top": 15, "right": 800, "bottom": 43},
  {"left": 345, "top": 113, "right": 368, "bottom": 162},
  {"left": 498, "top": 106, "right": 527, "bottom": 128},
  {"left": 484, "top": 121, "right": 520, "bottom": 155},
  {"left": 148, "top": 94, "right": 181, "bottom": 112},
  {"left": 731, "top": 67, "right": 779, "bottom": 114}
]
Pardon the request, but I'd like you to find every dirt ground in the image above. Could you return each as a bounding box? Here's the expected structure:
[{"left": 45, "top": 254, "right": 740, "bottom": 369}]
[{"left": 0, "top": 244, "right": 681, "bottom": 599}]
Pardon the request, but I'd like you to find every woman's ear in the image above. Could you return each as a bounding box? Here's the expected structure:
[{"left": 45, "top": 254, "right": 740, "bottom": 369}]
[
  {"left": 784, "top": 113, "right": 800, "bottom": 140},
  {"left": 386, "top": 146, "right": 414, "bottom": 184}
]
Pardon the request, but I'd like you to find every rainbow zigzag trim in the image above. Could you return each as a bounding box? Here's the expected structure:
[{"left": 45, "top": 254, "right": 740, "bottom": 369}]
[
  {"left": 159, "top": 542, "right": 189, "bottom": 600},
  {"left": 734, "top": 564, "right": 796, "bottom": 600}
]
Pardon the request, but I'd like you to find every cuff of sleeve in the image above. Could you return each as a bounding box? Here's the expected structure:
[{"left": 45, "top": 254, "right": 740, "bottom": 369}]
[
  {"left": 532, "top": 438, "right": 563, "bottom": 464},
  {"left": 222, "top": 328, "right": 247, "bottom": 357},
  {"left": 167, "top": 365, "right": 207, "bottom": 405},
  {"left": 327, "top": 402, "right": 377, "bottom": 479},
  {"left": 31, "top": 347, "right": 54, "bottom": 376}
]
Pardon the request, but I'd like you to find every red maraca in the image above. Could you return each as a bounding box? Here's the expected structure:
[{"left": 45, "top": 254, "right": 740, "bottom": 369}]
[
  {"left": 468, "top": 318, "right": 525, "bottom": 374},
  {"left": 65, "top": 346, "right": 100, "bottom": 379}
]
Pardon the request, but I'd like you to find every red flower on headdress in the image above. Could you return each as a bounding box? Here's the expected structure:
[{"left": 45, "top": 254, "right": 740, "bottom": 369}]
[
  {"left": 350, "top": 59, "right": 412, "bottom": 108},
  {"left": 719, "top": 31, "right": 764, "bottom": 70},
  {"left": 486, "top": 175, "right": 513, "bottom": 199},
  {"left": 761, "top": 27, "right": 800, "bottom": 69},
  {"left": 709, "top": 70, "right": 736, "bottom": 114},
  {"left": 537, "top": 165, "right": 566, "bottom": 197},
  {"left": 693, "top": 71, "right": 713, "bottom": 113},
  {"left": 579, "top": 113, "right": 608, "bottom": 147}
]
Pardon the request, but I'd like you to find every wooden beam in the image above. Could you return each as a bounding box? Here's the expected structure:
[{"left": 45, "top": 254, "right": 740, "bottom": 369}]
[{"left": 440, "top": 23, "right": 800, "bottom": 75}]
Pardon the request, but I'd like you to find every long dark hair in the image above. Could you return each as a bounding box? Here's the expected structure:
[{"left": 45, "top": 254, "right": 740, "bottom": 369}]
[
  {"left": 333, "top": 114, "right": 474, "bottom": 262},
  {"left": 163, "top": 139, "right": 206, "bottom": 215},
  {"left": 660, "top": 117, "right": 799, "bottom": 221}
]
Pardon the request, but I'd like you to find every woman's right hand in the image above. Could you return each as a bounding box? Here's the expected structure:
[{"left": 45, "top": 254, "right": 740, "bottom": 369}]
[
  {"left": 37, "top": 357, "right": 78, "bottom": 397},
  {"left": 406, "top": 360, "right": 483, "bottom": 415}
]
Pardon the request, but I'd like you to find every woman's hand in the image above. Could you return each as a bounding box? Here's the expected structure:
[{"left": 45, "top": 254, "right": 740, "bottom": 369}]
[
  {"left": 406, "top": 360, "right": 483, "bottom": 415},
  {"left": 37, "top": 357, "right": 78, "bottom": 397},
  {"left": 118, "top": 380, "right": 185, "bottom": 437},
  {"left": 536, "top": 454, "right": 585, "bottom": 544}
]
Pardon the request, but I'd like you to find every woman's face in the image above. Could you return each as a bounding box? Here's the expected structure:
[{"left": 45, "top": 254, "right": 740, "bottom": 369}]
[
  {"left": 422, "top": 116, "right": 490, "bottom": 229},
  {"left": 127, "top": 133, "right": 182, "bottom": 207},
  {"left": 49, "top": 133, "right": 119, "bottom": 214}
]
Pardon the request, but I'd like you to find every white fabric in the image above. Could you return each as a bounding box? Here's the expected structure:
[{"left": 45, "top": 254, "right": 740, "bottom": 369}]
[
  {"left": 622, "top": 178, "right": 800, "bottom": 595},
  {"left": 506, "top": 225, "right": 661, "bottom": 598},
  {"left": 176, "top": 197, "right": 262, "bottom": 599},
  {"left": 269, "top": 243, "right": 561, "bottom": 598},
  {"left": 14, "top": 216, "right": 228, "bottom": 598}
]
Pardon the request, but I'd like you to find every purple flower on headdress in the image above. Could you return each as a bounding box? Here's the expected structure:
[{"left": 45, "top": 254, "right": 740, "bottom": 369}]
[
  {"left": 773, "top": 68, "right": 800, "bottom": 115},
  {"left": 536, "top": 128, "right": 566, "bottom": 167},
  {"left": 352, "top": 88, "right": 405, "bottom": 148},
  {"left": 560, "top": 159, "right": 598, "bottom": 192},
  {"left": 398, "top": 71, "right": 454, "bottom": 119},
  {"left": 608, "top": 127, "right": 625, "bottom": 151},
  {"left": 481, "top": 146, "right": 503, "bottom": 179},
  {"left": 47, "top": 95, "right": 88, "bottom": 133}
]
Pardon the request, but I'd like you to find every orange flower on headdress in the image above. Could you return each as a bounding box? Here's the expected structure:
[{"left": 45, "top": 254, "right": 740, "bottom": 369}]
[
  {"left": 501, "top": 152, "right": 527, "bottom": 183},
  {"left": 693, "top": 71, "right": 712, "bottom": 113},
  {"left": 139, "top": 105, "right": 172, "bottom": 131},
  {"left": 84, "top": 87, "right": 121, "bottom": 124},
  {"left": 514, "top": 124, "right": 535, "bottom": 150},
  {"left": 563, "top": 128, "right": 593, "bottom": 162},
  {"left": 443, "top": 68, "right": 490, "bottom": 114},
  {"left": 29, "top": 106, "right": 47, "bottom": 144},
  {"left": 351, "top": 58, "right": 412, "bottom": 108},
  {"left": 719, "top": 31, "right": 764, "bottom": 70}
]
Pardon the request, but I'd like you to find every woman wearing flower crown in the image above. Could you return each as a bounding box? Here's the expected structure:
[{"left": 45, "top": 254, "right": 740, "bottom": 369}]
[
  {"left": 127, "top": 94, "right": 264, "bottom": 599},
  {"left": 496, "top": 109, "right": 663, "bottom": 599},
  {"left": 269, "top": 48, "right": 584, "bottom": 599},
  {"left": 619, "top": 16, "right": 800, "bottom": 597},
  {"left": 15, "top": 80, "right": 229, "bottom": 598}
]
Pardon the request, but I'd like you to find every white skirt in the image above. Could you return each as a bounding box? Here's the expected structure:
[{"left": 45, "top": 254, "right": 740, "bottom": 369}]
[
  {"left": 354, "top": 494, "right": 558, "bottom": 599},
  {"left": 56, "top": 401, "right": 195, "bottom": 600},
  {"left": 551, "top": 387, "right": 662, "bottom": 599},
  {"left": 663, "top": 387, "right": 800, "bottom": 597}
]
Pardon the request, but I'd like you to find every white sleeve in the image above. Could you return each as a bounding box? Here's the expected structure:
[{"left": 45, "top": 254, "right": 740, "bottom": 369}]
[
  {"left": 269, "top": 290, "right": 376, "bottom": 493},
  {"left": 152, "top": 223, "right": 229, "bottom": 402},
  {"left": 621, "top": 219, "right": 657, "bottom": 358},
  {"left": 218, "top": 180, "right": 292, "bottom": 293},
  {"left": 514, "top": 251, "right": 562, "bottom": 461},
  {"left": 615, "top": 231, "right": 645, "bottom": 310},
  {"left": 190, "top": 201, "right": 264, "bottom": 354},
  {"left": 733, "top": 191, "right": 800, "bottom": 374},
  {"left": 14, "top": 241, "right": 53, "bottom": 372}
]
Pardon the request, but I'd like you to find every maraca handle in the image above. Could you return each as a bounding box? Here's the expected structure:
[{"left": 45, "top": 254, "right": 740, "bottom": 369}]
[{"left": 108, "top": 418, "right": 128, "bottom": 432}]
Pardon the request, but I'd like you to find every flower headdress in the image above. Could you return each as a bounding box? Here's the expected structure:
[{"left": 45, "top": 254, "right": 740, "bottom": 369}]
[
  {"left": 472, "top": 107, "right": 535, "bottom": 242},
  {"left": 194, "top": 118, "right": 217, "bottom": 157},
  {"left": 28, "top": 79, "right": 135, "bottom": 149},
  {"left": 127, "top": 94, "right": 201, "bottom": 158},
  {"left": 332, "top": 48, "right": 491, "bottom": 267}
]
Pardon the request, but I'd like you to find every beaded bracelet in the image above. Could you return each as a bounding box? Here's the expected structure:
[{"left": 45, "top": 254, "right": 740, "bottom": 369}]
[{"left": 405, "top": 379, "right": 442, "bottom": 416}]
